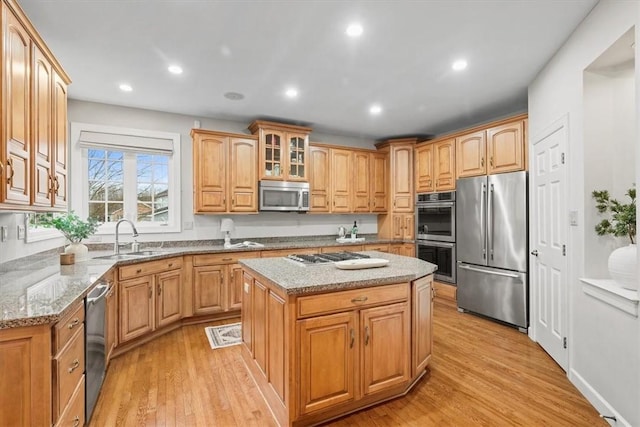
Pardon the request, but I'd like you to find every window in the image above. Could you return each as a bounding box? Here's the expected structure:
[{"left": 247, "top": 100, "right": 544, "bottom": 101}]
[{"left": 70, "top": 123, "right": 181, "bottom": 234}]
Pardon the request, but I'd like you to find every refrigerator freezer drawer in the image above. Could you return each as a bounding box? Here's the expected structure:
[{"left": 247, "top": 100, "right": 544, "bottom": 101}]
[{"left": 457, "top": 263, "right": 528, "bottom": 329}]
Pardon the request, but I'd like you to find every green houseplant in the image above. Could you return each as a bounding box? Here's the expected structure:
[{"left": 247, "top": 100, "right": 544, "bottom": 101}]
[
  {"left": 40, "top": 212, "right": 100, "bottom": 261},
  {"left": 592, "top": 186, "right": 637, "bottom": 290}
]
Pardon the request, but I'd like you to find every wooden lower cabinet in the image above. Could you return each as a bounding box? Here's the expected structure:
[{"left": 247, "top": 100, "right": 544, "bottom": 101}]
[
  {"left": 390, "top": 243, "right": 415, "bottom": 257},
  {"left": 241, "top": 273, "right": 432, "bottom": 426},
  {"left": 105, "top": 280, "right": 117, "bottom": 364}
]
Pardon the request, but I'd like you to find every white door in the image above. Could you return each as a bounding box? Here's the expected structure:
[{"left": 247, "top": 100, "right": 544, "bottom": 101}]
[{"left": 530, "top": 116, "right": 568, "bottom": 370}]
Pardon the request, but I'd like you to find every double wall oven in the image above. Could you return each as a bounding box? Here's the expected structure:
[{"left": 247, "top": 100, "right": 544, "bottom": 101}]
[{"left": 416, "top": 191, "right": 456, "bottom": 283}]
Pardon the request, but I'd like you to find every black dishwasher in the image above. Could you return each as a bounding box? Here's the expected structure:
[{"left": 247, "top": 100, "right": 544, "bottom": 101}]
[{"left": 85, "top": 282, "right": 109, "bottom": 421}]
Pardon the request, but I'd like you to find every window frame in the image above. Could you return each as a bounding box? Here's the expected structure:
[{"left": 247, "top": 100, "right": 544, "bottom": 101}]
[{"left": 69, "top": 122, "right": 182, "bottom": 234}]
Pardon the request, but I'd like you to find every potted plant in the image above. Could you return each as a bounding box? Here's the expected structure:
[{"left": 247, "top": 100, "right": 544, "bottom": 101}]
[
  {"left": 40, "top": 211, "right": 100, "bottom": 261},
  {"left": 592, "top": 186, "right": 637, "bottom": 290}
]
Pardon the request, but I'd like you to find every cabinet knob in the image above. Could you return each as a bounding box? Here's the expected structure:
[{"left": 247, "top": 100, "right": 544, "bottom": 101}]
[
  {"left": 0, "top": 162, "right": 3, "bottom": 177},
  {"left": 6, "top": 158, "right": 14, "bottom": 184},
  {"left": 67, "top": 318, "right": 80, "bottom": 329},
  {"left": 364, "top": 325, "right": 370, "bottom": 346},
  {"left": 68, "top": 359, "right": 80, "bottom": 373},
  {"left": 136, "top": 269, "right": 142, "bottom": 274},
  {"left": 481, "top": 157, "right": 485, "bottom": 167},
  {"left": 54, "top": 176, "right": 60, "bottom": 194},
  {"left": 490, "top": 156, "right": 494, "bottom": 167},
  {"left": 157, "top": 283, "right": 162, "bottom": 295},
  {"left": 168, "top": 263, "right": 174, "bottom": 267},
  {"left": 351, "top": 296, "right": 368, "bottom": 304},
  {"left": 350, "top": 328, "right": 355, "bottom": 349},
  {"left": 73, "top": 416, "right": 80, "bottom": 427}
]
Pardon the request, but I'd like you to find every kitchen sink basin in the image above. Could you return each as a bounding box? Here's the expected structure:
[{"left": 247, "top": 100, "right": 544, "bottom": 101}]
[{"left": 93, "top": 250, "right": 165, "bottom": 260}]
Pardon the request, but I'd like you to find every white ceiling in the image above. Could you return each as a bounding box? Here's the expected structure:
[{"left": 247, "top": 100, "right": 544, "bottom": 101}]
[{"left": 19, "top": 0, "right": 598, "bottom": 140}]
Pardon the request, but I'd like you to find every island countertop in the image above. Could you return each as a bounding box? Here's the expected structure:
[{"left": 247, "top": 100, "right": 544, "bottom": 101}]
[{"left": 239, "top": 251, "right": 437, "bottom": 295}]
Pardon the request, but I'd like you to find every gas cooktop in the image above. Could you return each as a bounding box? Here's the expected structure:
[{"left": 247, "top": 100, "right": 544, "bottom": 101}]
[{"left": 286, "top": 251, "right": 370, "bottom": 266}]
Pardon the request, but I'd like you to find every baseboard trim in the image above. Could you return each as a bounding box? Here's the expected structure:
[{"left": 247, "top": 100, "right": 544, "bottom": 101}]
[{"left": 569, "top": 368, "right": 632, "bottom": 426}]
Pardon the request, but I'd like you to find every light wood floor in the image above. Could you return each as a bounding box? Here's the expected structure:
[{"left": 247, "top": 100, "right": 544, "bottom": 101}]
[{"left": 89, "top": 303, "right": 606, "bottom": 426}]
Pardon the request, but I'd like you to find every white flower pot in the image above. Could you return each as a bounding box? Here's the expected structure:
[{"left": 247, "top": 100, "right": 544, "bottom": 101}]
[
  {"left": 65, "top": 242, "right": 89, "bottom": 261},
  {"left": 608, "top": 244, "right": 638, "bottom": 290}
]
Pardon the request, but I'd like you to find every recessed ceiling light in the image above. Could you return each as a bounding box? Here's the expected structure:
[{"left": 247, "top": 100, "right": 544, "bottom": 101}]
[
  {"left": 119, "top": 83, "right": 133, "bottom": 92},
  {"left": 452, "top": 59, "right": 468, "bottom": 71},
  {"left": 168, "top": 65, "right": 183, "bottom": 74},
  {"left": 346, "top": 23, "right": 363, "bottom": 37},
  {"left": 285, "top": 88, "right": 298, "bottom": 98},
  {"left": 224, "top": 91, "right": 245, "bottom": 100},
  {"left": 369, "top": 104, "right": 382, "bottom": 115}
]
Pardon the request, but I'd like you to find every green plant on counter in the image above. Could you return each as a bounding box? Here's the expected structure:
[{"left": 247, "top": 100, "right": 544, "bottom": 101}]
[
  {"left": 39, "top": 211, "right": 100, "bottom": 243},
  {"left": 592, "top": 185, "right": 636, "bottom": 244}
]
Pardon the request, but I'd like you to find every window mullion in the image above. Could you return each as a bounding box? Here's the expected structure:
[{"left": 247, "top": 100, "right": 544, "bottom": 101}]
[{"left": 123, "top": 153, "right": 138, "bottom": 222}]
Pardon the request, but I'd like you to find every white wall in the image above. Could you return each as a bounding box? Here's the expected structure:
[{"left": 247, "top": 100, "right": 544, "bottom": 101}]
[
  {"left": 0, "top": 100, "right": 380, "bottom": 264},
  {"left": 528, "top": 1, "right": 639, "bottom": 425}
]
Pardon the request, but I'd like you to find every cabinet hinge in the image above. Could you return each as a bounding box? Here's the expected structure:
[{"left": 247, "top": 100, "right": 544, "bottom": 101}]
[
  {"left": 561, "top": 153, "right": 565, "bottom": 164},
  {"left": 563, "top": 337, "right": 567, "bottom": 349},
  {"left": 562, "top": 244, "right": 566, "bottom": 256}
]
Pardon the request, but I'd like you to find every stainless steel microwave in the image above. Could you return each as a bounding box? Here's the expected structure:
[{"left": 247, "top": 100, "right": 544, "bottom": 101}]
[{"left": 259, "top": 181, "right": 310, "bottom": 212}]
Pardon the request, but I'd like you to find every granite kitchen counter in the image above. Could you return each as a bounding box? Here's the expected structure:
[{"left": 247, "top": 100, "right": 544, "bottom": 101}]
[
  {"left": 240, "top": 251, "right": 436, "bottom": 295},
  {"left": 0, "top": 236, "right": 413, "bottom": 328}
]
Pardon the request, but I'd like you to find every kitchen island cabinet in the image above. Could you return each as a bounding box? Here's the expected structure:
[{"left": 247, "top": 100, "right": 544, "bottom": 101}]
[{"left": 240, "top": 252, "right": 435, "bottom": 426}]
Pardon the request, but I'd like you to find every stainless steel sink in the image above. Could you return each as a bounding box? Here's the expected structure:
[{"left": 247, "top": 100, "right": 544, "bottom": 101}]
[{"left": 93, "top": 250, "right": 165, "bottom": 260}]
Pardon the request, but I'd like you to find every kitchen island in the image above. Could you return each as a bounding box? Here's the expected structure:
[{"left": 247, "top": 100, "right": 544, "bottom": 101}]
[{"left": 239, "top": 252, "right": 436, "bottom": 427}]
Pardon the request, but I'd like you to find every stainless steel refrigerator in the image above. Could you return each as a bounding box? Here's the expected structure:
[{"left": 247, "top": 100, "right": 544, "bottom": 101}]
[{"left": 456, "top": 171, "right": 528, "bottom": 330}]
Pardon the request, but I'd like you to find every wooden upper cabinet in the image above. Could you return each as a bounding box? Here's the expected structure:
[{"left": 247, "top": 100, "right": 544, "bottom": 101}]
[
  {"left": 352, "top": 151, "right": 370, "bottom": 212},
  {"left": 52, "top": 72, "right": 68, "bottom": 208},
  {"left": 415, "top": 143, "right": 434, "bottom": 193},
  {"left": 433, "top": 139, "right": 455, "bottom": 191},
  {"left": 456, "top": 130, "right": 486, "bottom": 178},
  {"left": 192, "top": 129, "right": 258, "bottom": 213},
  {"left": 330, "top": 148, "right": 352, "bottom": 213},
  {"left": 390, "top": 142, "right": 414, "bottom": 212},
  {"left": 370, "top": 151, "right": 388, "bottom": 212},
  {"left": 32, "top": 45, "right": 52, "bottom": 207},
  {"left": 3, "top": 7, "right": 31, "bottom": 205},
  {"left": 309, "top": 145, "right": 330, "bottom": 212},
  {"left": 249, "top": 121, "right": 311, "bottom": 182},
  {"left": 487, "top": 120, "right": 525, "bottom": 174}
]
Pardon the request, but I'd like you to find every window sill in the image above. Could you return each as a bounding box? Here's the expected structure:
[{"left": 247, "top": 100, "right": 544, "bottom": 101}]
[{"left": 580, "top": 278, "right": 639, "bottom": 317}]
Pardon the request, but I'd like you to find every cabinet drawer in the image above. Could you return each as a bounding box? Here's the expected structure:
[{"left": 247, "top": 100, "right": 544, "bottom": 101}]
[
  {"left": 55, "top": 375, "right": 84, "bottom": 427},
  {"left": 365, "top": 244, "right": 390, "bottom": 253},
  {"left": 119, "top": 256, "right": 183, "bottom": 280},
  {"left": 297, "top": 283, "right": 409, "bottom": 318},
  {"left": 53, "top": 302, "right": 84, "bottom": 354},
  {"left": 193, "top": 251, "right": 260, "bottom": 266},
  {"left": 53, "top": 325, "right": 85, "bottom": 420}
]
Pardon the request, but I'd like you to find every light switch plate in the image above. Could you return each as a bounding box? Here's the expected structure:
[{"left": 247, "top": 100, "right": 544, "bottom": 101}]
[
  {"left": 0, "top": 226, "right": 7, "bottom": 242},
  {"left": 569, "top": 210, "right": 578, "bottom": 226},
  {"left": 17, "top": 224, "right": 25, "bottom": 240}
]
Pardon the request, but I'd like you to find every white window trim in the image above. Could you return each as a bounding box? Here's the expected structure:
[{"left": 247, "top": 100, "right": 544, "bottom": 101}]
[
  {"left": 24, "top": 214, "right": 65, "bottom": 243},
  {"left": 69, "top": 122, "right": 182, "bottom": 234}
]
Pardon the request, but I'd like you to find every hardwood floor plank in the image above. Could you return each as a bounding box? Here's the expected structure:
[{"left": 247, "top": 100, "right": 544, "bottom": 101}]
[{"left": 90, "top": 304, "right": 606, "bottom": 427}]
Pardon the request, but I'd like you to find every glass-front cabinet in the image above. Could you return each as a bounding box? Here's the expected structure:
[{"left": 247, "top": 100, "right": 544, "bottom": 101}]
[{"left": 249, "top": 121, "right": 310, "bottom": 182}]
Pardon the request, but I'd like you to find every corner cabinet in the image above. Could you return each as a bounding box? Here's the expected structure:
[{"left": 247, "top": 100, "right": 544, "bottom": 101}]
[
  {"left": 192, "top": 129, "right": 258, "bottom": 213},
  {"left": 1, "top": 0, "right": 71, "bottom": 210},
  {"left": 248, "top": 120, "right": 311, "bottom": 182}
]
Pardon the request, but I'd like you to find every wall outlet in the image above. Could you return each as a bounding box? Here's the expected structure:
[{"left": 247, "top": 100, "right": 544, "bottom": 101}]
[
  {"left": 184, "top": 221, "right": 194, "bottom": 230},
  {"left": 17, "top": 224, "right": 25, "bottom": 240},
  {"left": 0, "top": 226, "right": 7, "bottom": 242}
]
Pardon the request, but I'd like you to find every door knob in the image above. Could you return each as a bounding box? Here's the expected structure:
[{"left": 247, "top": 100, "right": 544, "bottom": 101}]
[{"left": 530, "top": 250, "right": 539, "bottom": 257}]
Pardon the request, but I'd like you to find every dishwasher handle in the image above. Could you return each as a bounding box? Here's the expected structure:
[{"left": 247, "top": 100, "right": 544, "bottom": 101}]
[{"left": 87, "top": 284, "right": 109, "bottom": 305}]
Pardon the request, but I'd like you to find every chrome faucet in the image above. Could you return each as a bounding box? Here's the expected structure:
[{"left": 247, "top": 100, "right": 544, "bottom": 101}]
[{"left": 114, "top": 219, "right": 139, "bottom": 254}]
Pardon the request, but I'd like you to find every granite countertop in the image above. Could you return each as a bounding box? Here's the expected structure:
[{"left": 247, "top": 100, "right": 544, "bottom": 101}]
[
  {"left": 0, "top": 236, "right": 413, "bottom": 329},
  {"left": 240, "top": 251, "right": 436, "bottom": 295}
]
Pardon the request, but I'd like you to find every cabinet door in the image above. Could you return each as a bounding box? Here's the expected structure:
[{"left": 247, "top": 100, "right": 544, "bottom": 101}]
[
  {"left": 309, "top": 146, "right": 330, "bottom": 212},
  {"left": 415, "top": 144, "right": 434, "bottom": 193},
  {"left": 400, "top": 243, "right": 416, "bottom": 257},
  {"left": 192, "top": 265, "right": 225, "bottom": 315},
  {"left": 3, "top": 9, "right": 31, "bottom": 205},
  {"left": 402, "top": 214, "right": 414, "bottom": 240},
  {"left": 487, "top": 120, "right": 524, "bottom": 174},
  {"left": 156, "top": 269, "right": 182, "bottom": 328},
  {"left": 392, "top": 215, "right": 403, "bottom": 240},
  {"left": 228, "top": 263, "right": 243, "bottom": 311},
  {"left": 434, "top": 139, "right": 455, "bottom": 191},
  {"left": 298, "top": 311, "right": 357, "bottom": 415},
  {"left": 32, "top": 46, "right": 53, "bottom": 207},
  {"left": 370, "top": 152, "right": 388, "bottom": 212},
  {"left": 229, "top": 137, "right": 257, "bottom": 212},
  {"left": 105, "top": 283, "right": 117, "bottom": 363},
  {"left": 119, "top": 276, "right": 154, "bottom": 343},
  {"left": 287, "top": 132, "right": 308, "bottom": 181},
  {"left": 241, "top": 272, "right": 253, "bottom": 353},
  {"left": 253, "top": 280, "right": 268, "bottom": 376},
  {"left": 352, "top": 151, "right": 370, "bottom": 212},
  {"left": 267, "top": 292, "right": 286, "bottom": 403},
  {"left": 194, "top": 134, "right": 227, "bottom": 212},
  {"left": 412, "top": 276, "right": 433, "bottom": 376},
  {"left": 330, "top": 148, "right": 352, "bottom": 212},
  {"left": 361, "top": 302, "right": 410, "bottom": 395},
  {"left": 456, "top": 130, "right": 486, "bottom": 178},
  {"left": 390, "top": 144, "right": 413, "bottom": 212},
  {"left": 260, "top": 129, "right": 285, "bottom": 180},
  {"left": 52, "top": 72, "right": 68, "bottom": 208}
]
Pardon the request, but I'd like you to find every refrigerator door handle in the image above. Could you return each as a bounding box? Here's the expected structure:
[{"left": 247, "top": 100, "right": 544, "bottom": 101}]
[
  {"left": 481, "top": 183, "right": 486, "bottom": 259},
  {"left": 458, "top": 263, "right": 520, "bottom": 279},
  {"left": 488, "top": 183, "right": 494, "bottom": 260}
]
